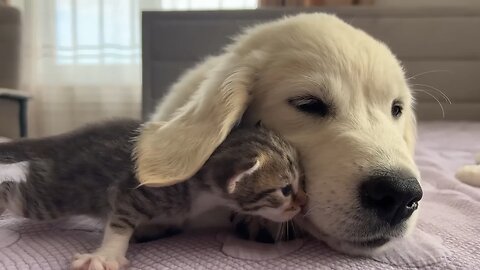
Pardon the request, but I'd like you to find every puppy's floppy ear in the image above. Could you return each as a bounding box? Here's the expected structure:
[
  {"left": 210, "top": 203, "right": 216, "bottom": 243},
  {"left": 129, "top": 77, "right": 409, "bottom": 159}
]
[{"left": 135, "top": 54, "right": 260, "bottom": 187}]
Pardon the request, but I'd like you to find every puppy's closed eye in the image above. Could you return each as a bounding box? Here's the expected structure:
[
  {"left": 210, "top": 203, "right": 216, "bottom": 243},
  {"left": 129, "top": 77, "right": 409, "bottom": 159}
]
[
  {"left": 391, "top": 100, "right": 403, "bottom": 118},
  {"left": 288, "top": 95, "right": 330, "bottom": 117}
]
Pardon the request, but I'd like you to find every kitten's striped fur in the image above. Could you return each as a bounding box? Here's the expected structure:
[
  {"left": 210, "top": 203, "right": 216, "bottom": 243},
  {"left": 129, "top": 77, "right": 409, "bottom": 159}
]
[{"left": 0, "top": 119, "right": 305, "bottom": 269}]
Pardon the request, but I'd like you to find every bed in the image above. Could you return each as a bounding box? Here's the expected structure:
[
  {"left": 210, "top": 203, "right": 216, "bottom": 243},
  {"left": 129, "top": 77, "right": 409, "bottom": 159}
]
[
  {"left": 1, "top": 122, "right": 479, "bottom": 269},
  {"left": 1, "top": 7, "right": 480, "bottom": 270}
]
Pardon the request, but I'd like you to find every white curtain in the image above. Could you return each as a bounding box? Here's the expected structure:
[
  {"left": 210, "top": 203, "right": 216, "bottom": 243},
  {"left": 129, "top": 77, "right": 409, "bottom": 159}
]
[{"left": 10, "top": 0, "right": 257, "bottom": 137}]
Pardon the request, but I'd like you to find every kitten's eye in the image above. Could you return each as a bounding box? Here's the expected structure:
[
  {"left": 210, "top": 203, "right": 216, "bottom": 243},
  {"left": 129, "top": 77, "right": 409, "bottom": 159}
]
[
  {"left": 288, "top": 95, "right": 330, "bottom": 117},
  {"left": 391, "top": 100, "right": 403, "bottom": 118},
  {"left": 281, "top": 184, "right": 293, "bottom": 196}
]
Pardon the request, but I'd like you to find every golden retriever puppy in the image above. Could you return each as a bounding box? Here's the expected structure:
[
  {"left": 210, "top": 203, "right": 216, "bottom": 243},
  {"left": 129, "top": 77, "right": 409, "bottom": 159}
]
[{"left": 135, "top": 13, "right": 422, "bottom": 255}]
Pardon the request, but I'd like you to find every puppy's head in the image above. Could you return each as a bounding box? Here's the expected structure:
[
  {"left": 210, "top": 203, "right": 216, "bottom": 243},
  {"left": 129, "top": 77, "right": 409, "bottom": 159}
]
[{"left": 136, "top": 13, "right": 421, "bottom": 255}]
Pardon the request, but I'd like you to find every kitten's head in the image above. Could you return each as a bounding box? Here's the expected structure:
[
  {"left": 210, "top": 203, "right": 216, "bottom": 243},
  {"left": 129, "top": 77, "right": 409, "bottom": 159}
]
[{"left": 210, "top": 124, "right": 306, "bottom": 223}]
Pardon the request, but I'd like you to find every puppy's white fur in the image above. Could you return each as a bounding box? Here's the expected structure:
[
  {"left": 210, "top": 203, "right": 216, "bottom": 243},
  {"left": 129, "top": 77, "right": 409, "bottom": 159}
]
[{"left": 135, "top": 13, "right": 419, "bottom": 254}]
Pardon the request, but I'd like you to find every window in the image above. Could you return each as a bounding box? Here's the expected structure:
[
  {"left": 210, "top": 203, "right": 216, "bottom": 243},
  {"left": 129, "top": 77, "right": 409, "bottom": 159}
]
[{"left": 53, "top": 0, "right": 258, "bottom": 65}]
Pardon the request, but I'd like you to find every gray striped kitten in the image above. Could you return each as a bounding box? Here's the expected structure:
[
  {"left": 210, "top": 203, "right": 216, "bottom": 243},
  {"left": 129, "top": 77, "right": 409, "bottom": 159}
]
[{"left": 0, "top": 119, "right": 305, "bottom": 270}]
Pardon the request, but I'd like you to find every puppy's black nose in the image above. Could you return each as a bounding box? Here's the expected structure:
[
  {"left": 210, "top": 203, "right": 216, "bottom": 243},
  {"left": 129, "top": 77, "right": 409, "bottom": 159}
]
[{"left": 360, "top": 173, "right": 423, "bottom": 225}]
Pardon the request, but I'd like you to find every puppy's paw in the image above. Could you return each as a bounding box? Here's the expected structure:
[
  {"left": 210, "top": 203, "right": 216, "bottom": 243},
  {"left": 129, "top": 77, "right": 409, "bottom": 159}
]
[
  {"left": 71, "top": 253, "right": 129, "bottom": 270},
  {"left": 230, "top": 212, "right": 303, "bottom": 243}
]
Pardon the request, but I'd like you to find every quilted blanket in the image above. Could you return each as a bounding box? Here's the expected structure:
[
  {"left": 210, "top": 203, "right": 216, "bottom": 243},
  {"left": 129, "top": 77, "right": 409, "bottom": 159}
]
[{"left": 1, "top": 122, "right": 479, "bottom": 269}]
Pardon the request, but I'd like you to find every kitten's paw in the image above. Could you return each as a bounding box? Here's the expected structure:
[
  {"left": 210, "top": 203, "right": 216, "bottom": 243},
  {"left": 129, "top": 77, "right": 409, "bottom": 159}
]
[
  {"left": 71, "top": 253, "right": 129, "bottom": 270},
  {"left": 230, "top": 212, "right": 302, "bottom": 243}
]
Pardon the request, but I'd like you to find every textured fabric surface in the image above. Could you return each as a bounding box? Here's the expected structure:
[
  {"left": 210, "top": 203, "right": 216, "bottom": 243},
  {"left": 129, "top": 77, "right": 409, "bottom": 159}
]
[{"left": 1, "top": 122, "right": 480, "bottom": 269}]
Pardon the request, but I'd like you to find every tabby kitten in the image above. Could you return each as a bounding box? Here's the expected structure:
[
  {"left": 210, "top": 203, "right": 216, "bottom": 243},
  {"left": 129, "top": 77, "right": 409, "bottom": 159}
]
[{"left": 0, "top": 119, "right": 305, "bottom": 270}]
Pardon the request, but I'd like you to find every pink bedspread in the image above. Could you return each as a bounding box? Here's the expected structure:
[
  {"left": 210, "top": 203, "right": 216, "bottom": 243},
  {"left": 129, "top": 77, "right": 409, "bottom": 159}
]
[{"left": 1, "top": 122, "right": 480, "bottom": 269}]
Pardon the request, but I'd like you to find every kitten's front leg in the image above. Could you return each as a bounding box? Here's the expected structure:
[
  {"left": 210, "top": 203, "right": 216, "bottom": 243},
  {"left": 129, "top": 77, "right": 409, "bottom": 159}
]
[{"left": 72, "top": 220, "right": 134, "bottom": 270}]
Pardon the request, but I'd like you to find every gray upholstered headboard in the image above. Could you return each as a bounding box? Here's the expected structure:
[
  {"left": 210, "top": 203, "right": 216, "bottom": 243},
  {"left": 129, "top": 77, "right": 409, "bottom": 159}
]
[{"left": 142, "top": 7, "right": 480, "bottom": 121}]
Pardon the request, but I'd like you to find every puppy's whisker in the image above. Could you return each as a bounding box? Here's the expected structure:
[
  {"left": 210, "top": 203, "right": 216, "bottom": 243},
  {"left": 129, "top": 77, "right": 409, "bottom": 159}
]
[
  {"left": 304, "top": 204, "right": 336, "bottom": 217},
  {"left": 305, "top": 192, "right": 321, "bottom": 198},
  {"left": 304, "top": 200, "right": 323, "bottom": 210},
  {"left": 412, "top": 88, "right": 446, "bottom": 118},
  {"left": 305, "top": 194, "right": 323, "bottom": 203},
  {"left": 303, "top": 204, "right": 326, "bottom": 217},
  {"left": 410, "top": 83, "right": 452, "bottom": 104},
  {"left": 303, "top": 211, "right": 318, "bottom": 218},
  {"left": 407, "top": 69, "right": 450, "bottom": 81},
  {"left": 306, "top": 201, "right": 323, "bottom": 209},
  {"left": 303, "top": 207, "right": 316, "bottom": 217}
]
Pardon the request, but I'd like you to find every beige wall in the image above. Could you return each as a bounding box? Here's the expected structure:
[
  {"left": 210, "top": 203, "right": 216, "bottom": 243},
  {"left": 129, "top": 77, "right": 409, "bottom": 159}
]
[{"left": 0, "top": 99, "right": 19, "bottom": 138}]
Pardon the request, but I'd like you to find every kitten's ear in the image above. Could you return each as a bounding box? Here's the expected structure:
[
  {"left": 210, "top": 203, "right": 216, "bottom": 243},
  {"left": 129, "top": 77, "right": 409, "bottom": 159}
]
[{"left": 227, "top": 159, "right": 261, "bottom": 194}]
